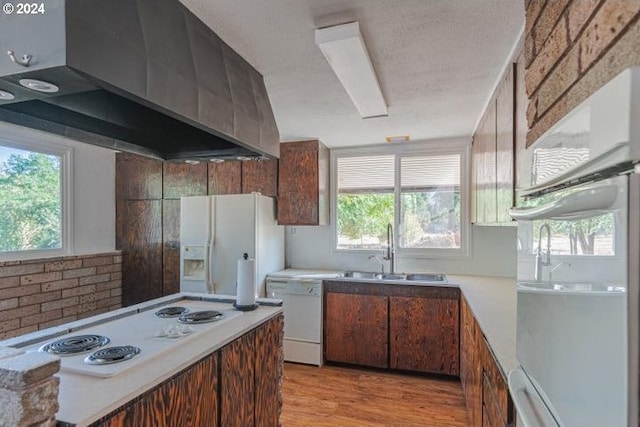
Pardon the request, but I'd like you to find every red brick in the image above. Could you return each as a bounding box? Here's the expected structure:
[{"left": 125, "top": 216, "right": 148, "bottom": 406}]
[
  {"left": 79, "top": 308, "right": 109, "bottom": 319},
  {"left": 525, "top": 31, "right": 537, "bottom": 68},
  {"left": 568, "top": 0, "right": 601, "bottom": 41},
  {"left": 110, "top": 272, "right": 122, "bottom": 281},
  {"left": 0, "top": 298, "right": 19, "bottom": 311},
  {"left": 535, "top": 44, "right": 579, "bottom": 115},
  {"left": 41, "top": 297, "right": 79, "bottom": 312},
  {"left": 19, "top": 291, "right": 61, "bottom": 306},
  {"left": 527, "top": 97, "right": 569, "bottom": 146},
  {"left": 98, "top": 280, "right": 122, "bottom": 290},
  {"left": 41, "top": 279, "right": 78, "bottom": 292},
  {"left": 40, "top": 315, "right": 76, "bottom": 330},
  {"left": 527, "top": 18, "right": 569, "bottom": 95},
  {"left": 78, "top": 274, "right": 111, "bottom": 286},
  {"left": 110, "top": 288, "right": 122, "bottom": 297},
  {"left": 62, "top": 267, "right": 96, "bottom": 279},
  {"left": 0, "top": 325, "right": 37, "bottom": 339},
  {"left": 82, "top": 256, "right": 114, "bottom": 268},
  {"left": 0, "top": 318, "right": 20, "bottom": 333},
  {"left": 579, "top": 0, "right": 640, "bottom": 72},
  {"left": 78, "top": 290, "right": 111, "bottom": 304},
  {"left": 96, "top": 264, "right": 121, "bottom": 274},
  {"left": 0, "top": 276, "right": 19, "bottom": 289},
  {"left": 1, "top": 284, "right": 41, "bottom": 299},
  {"left": 534, "top": 0, "right": 570, "bottom": 53},
  {"left": 44, "top": 259, "right": 82, "bottom": 272},
  {"left": 20, "top": 309, "right": 62, "bottom": 327},
  {"left": 61, "top": 285, "right": 96, "bottom": 298},
  {"left": 0, "top": 263, "right": 44, "bottom": 278},
  {"left": 526, "top": 0, "right": 547, "bottom": 36},
  {"left": 20, "top": 271, "right": 63, "bottom": 285},
  {"left": 0, "top": 305, "right": 39, "bottom": 322}
]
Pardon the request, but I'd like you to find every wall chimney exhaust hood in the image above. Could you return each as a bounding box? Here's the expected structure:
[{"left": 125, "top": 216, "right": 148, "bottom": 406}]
[{"left": 0, "top": 0, "right": 280, "bottom": 161}]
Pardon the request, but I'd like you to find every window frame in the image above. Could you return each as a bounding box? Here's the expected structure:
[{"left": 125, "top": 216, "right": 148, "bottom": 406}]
[
  {"left": 0, "top": 131, "right": 74, "bottom": 261},
  {"left": 331, "top": 138, "right": 471, "bottom": 259}
]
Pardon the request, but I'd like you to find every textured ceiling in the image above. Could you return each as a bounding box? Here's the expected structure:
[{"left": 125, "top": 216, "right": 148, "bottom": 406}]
[{"left": 179, "top": 0, "right": 524, "bottom": 148}]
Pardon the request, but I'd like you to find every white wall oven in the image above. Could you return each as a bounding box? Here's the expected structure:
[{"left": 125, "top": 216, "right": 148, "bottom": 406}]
[{"left": 508, "top": 67, "right": 640, "bottom": 426}]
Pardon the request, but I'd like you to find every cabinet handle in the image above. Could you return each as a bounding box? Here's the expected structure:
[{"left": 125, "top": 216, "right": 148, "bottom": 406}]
[{"left": 7, "top": 50, "right": 32, "bottom": 67}]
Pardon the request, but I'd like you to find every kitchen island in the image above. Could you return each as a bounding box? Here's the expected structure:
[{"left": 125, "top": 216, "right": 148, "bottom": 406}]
[{"left": 0, "top": 293, "right": 284, "bottom": 427}]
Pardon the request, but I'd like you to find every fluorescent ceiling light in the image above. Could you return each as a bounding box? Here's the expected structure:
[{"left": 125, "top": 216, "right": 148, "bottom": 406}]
[{"left": 315, "top": 22, "right": 388, "bottom": 119}]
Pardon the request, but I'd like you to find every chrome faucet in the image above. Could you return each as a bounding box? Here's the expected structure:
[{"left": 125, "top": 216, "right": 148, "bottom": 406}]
[
  {"left": 383, "top": 223, "right": 396, "bottom": 274},
  {"left": 535, "top": 224, "right": 551, "bottom": 281},
  {"left": 368, "top": 255, "right": 385, "bottom": 273}
]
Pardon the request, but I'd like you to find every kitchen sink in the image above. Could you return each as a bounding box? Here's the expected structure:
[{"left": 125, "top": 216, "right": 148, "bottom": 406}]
[{"left": 341, "top": 271, "right": 448, "bottom": 284}]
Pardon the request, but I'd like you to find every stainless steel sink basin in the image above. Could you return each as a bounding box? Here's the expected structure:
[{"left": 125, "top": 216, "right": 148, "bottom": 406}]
[
  {"left": 405, "top": 273, "right": 447, "bottom": 283},
  {"left": 342, "top": 271, "right": 378, "bottom": 279}
]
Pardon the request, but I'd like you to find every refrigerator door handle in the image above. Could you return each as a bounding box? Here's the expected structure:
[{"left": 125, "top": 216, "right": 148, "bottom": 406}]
[
  {"left": 508, "top": 369, "right": 559, "bottom": 427},
  {"left": 509, "top": 184, "right": 618, "bottom": 221}
]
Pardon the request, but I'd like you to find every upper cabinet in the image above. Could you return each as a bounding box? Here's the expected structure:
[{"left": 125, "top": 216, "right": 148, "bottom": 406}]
[
  {"left": 277, "top": 140, "right": 329, "bottom": 225},
  {"left": 472, "top": 57, "right": 520, "bottom": 225}
]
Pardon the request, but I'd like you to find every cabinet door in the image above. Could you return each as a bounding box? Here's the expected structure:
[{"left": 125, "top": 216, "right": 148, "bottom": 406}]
[
  {"left": 324, "top": 292, "right": 388, "bottom": 368},
  {"left": 496, "top": 64, "right": 515, "bottom": 223},
  {"left": 220, "top": 331, "right": 256, "bottom": 427},
  {"left": 255, "top": 315, "right": 284, "bottom": 427},
  {"left": 208, "top": 161, "right": 242, "bottom": 195},
  {"left": 389, "top": 296, "right": 459, "bottom": 375},
  {"left": 460, "top": 296, "right": 482, "bottom": 426},
  {"left": 277, "top": 141, "right": 319, "bottom": 225},
  {"left": 242, "top": 159, "right": 278, "bottom": 197}
]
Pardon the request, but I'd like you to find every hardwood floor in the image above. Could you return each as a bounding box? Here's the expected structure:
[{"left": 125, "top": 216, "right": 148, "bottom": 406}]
[{"left": 281, "top": 363, "right": 470, "bottom": 426}]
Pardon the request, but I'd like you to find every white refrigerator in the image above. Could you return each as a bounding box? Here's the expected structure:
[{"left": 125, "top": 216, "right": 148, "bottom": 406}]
[{"left": 180, "top": 193, "right": 284, "bottom": 298}]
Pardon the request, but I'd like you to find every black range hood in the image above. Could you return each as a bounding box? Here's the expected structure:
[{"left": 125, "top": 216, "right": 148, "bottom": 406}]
[{"left": 0, "top": 0, "right": 280, "bottom": 161}]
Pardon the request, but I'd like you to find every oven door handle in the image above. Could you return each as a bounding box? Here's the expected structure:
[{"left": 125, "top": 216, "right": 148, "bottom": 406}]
[
  {"left": 509, "top": 184, "right": 618, "bottom": 220},
  {"left": 508, "top": 369, "right": 559, "bottom": 427}
]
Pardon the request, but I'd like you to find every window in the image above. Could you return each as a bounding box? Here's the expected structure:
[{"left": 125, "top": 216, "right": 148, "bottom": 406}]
[
  {"left": 0, "top": 140, "right": 71, "bottom": 259},
  {"left": 334, "top": 140, "right": 469, "bottom": 256}
]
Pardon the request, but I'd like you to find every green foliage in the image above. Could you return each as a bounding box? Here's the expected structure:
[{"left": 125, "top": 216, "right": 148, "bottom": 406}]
[
  {"left": 0, "top": 152, "right": 61, "bottom": 252},
  {"left": 337, "top": 193, "right": 393, "bottom": 245}
]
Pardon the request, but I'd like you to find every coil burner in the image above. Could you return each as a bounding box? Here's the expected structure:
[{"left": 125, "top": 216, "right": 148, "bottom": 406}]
[
  {"left": 178, "top": 310, "right": 225, "bottom": 324},
  {"left": 40, "top": 335, "right": 110, "bottom": 355},
  {"left": 154, "top": 306, "right": 189, "bottom": 318},
  {"left": 84, "top": 345, "right": 141, "bottom": 365}
]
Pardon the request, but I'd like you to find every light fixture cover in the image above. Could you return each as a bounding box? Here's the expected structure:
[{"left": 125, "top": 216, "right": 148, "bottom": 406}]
[
  {"left": 315, "top": 22, "right": 388, "bottom": 119},
  {"left": 19, "top": 79, "right": 59, "bottom": 93},
  {"left": 0, "top": 89, "right": 15, "bottom": 101}
]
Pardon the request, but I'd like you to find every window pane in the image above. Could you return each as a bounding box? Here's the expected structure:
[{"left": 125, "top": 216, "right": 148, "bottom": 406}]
[
  {"left": 400, "top": 154, "right": 461, "bottom": 249},
  {"left": 337, "top": 193, "right": 394, "bottom": 250},
  {"left": 0, "top": 146, "right": 62, "bottom": 252},
  {"left": 400, "top": 189, "right": 460, "bottom": 249}
]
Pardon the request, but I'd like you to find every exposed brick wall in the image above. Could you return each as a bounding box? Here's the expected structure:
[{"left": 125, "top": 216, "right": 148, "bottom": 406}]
[
  {"left": 0, "top": 252, "right": 122, "bottom": 340},
  {"left": 525, "top": 0, "right": 640, "bottom": 146}
]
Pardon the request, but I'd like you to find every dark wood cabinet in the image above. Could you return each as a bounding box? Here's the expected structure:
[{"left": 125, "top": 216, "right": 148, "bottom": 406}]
[
  {"left": 460, "top": 295, "right": 514, "bottom": 427},
  {"left": 324, "top": 292, "right": 388, "bottom": 368},
  {"left": 118, "top": 200, "right": 163, "bottom": 306},
  {"left": 472, "top": 62, "right": 517, "bottom": 225},
  {"left": 163, "top": 162, "right": 208, "bottom": 199},
  {"left": 389, "top": 296, "right": 459, "bottom": 375},
  {"left": 208, "top": 161, "right": 242, "bottom": 195},
  {"left": 91, "top": 314, "right": 283, "bottom": 427},
  {"left": 242, "top": 159, "right": 278, "bottom": 198},
  {"left": 115, "top": 153, "right": 163, "bottom": 201},
  {"left": 324, "top": 281, "right": 460, "bottom": 375},
  {"left": 221, "top": 331, "right": 256, "bottom": 426},
  {"left": 277, "top": 140, "right": 329, "bottom": 225}
]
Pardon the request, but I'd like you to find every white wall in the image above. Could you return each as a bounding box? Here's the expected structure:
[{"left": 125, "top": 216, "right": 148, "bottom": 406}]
[
  {"left": 286, "top": 224, "right": 517, "bottom": 277},
  {"left": 0, "top": 122, "right": 116, "bottom": 257}
]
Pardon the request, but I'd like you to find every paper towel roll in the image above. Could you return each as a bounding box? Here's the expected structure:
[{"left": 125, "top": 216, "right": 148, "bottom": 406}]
[{"left": 236, "top": 253, "right": 256, "bottom": 307}]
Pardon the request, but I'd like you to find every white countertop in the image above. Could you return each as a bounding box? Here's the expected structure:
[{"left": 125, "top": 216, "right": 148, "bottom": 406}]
[
  {"left": 269, "top": 269, "right": 517, "bottom": 376},
  {"left": 0, "top": 293, "right": 283, "bottom": 427}
]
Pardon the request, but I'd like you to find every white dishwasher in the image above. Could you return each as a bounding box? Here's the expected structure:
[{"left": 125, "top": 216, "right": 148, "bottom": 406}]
[{"left": 266, "top": 277, "right": 322, "bottom": 366}]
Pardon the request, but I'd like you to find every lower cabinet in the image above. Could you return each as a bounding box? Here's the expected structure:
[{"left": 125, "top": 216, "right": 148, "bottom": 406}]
[
  {"left": 90, "top": 315, "right": 283, "bottom": 427},
  {"left": 324, "top": 281, "right": 460, "bottom": 376},
  {"left": 460, "top": 295, "right": 514, "bottom": 427},
  {"left": 324, "top": 292, "right": 388, "bottom": 368}
]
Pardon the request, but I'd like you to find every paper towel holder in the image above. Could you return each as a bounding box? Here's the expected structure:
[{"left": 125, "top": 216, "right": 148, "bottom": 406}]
[{"left": 234, "top": 252, "right": 259, "bottom": 312}]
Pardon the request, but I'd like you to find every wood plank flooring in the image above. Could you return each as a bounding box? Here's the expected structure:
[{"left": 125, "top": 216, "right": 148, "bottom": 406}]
[{"left": 281, "top": 363, "right": 470, "bottom": 426}]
